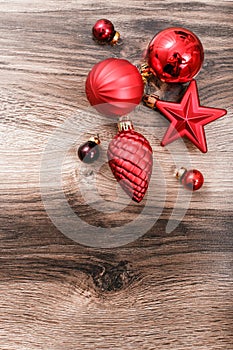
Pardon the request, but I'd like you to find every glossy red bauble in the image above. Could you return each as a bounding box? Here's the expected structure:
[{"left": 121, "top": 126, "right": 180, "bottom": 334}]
[
  {"left": 181, "top": 169, "right": 204, "bottom": 191},
  {"left": 147, "top": 27, "right": 204, "bottom": 83},
  {"left": 107, "top": 123, "right": 153, "bottom": 203},
  {"left": 92, "top": 19, "right": 115, "bottom": 43},
  {"left": 85, "top": 58, "right": 144, "bottom": 117}
]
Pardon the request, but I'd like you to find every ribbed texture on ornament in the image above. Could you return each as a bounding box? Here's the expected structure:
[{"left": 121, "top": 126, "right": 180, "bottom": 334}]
[
  {"left": 107, "top": 129, "right": 153, "bottom": 203},
  {"left": 85, "top": 58, "right": 144, "bottom": 117}
]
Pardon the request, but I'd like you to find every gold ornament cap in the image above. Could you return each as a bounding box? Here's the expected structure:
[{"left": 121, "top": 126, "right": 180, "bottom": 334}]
[
  {"left": 89, "top": 135, "right": 101, "bottom": 145},
  {"left": 143, "top": 93, "right": 159, "bottom": 109},
  {"left": 117, "top": 120, "right": 134, "bottom": 132},
  {"left": 139, "top": 62, "right": 153, "bottom": 84},
  {"left": 174, "top": 167, "right": 187, "bottom": 181},
  {"left": 110, "top": 31, "right": 120, "bottom": 45}
]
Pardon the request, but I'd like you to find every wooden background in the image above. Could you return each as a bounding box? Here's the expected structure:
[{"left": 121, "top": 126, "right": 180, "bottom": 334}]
[{"left": 0, "top": 0, "right": 232, "bottom": 349}]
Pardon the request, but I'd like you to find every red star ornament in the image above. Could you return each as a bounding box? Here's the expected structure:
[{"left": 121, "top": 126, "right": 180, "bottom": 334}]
[{"left": 156, "top": 80, "right": 227, "bottom": 153}]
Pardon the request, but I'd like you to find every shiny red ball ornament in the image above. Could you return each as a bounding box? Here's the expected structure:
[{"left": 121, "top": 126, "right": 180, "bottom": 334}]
[
  {"left": 85, "top": 58, "right": 144, "bottom": 117},
  {"left": 175, "top": 167, "right": 204, "bottom": 191},
  {"left": 92, "top": 19, "right": 120, "bottom": 45},
  {"left": 107, "top": 121, "right": 153, "bottom": 203},
  {"left": 181, "top": 169, "right": 204, "bottom": 191},
  {"left": 147, "top": 27, "right": 204, "bottom": 83}
]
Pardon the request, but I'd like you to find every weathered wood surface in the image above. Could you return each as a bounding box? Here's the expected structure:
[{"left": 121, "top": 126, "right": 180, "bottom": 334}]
[{"left": 0, "top": 1, "right": 232, "bottom": 349}]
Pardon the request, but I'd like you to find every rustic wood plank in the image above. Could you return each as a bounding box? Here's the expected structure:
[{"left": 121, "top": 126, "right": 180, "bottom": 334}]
[{"left": 0, "top": 0, "right": 232, "bottom": 349}]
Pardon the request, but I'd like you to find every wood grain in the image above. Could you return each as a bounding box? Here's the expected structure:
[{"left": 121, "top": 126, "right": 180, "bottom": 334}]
[{"left": 0, "top": 1, "right": 232, "bottom": 349}]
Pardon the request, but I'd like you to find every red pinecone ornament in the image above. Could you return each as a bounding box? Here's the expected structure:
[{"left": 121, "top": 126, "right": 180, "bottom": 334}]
[{"left": 107, "top": 121, "right": 153, "bottom": 203}]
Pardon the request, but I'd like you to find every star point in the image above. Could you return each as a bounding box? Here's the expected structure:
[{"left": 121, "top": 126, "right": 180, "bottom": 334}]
[{"left": 156, "top": 80, "right": 227, "bottom": 153}]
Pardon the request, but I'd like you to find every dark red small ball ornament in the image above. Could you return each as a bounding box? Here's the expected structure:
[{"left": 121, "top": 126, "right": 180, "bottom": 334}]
[
  {"left": 147, "top": 27, "right": 204, "bottom": 83},
  {"left": 85, "top": 58, "right": 144, "bottom": 117},
  {"left": 175, "top": 167, "right": 204, "bottom": 191},
  {"left": 78, "top": 136, "right": 100, "bottom": 164},
  {"left": 92, "top": 19, "right": 120, "bottom": 45},
  {"left": 107, "top": 120, "right": 153, "bottom": 202}
]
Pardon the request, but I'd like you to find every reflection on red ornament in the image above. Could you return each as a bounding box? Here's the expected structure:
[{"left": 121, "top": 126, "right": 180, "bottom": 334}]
[
  {"left": 147, "top": 27, "right": 204, "bottom": 83},
  {"left": 85, "top": 58, "right": 144, "bottom": 116}
]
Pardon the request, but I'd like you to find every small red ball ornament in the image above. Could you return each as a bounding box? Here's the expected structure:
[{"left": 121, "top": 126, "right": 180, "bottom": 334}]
[
  {"left": 147, "top": 27, "right": 204, "bottom": 83},
  {"left": 107, "top": 120, "right": 153, "bottom": 203},
  {"left": 85, "top": 58, "right": 144, "bottom": 117},
  {"left": 175, "top": 167, "right": 204, "bottom": 191},
  {"left": 181, "top": 169, "right": 204, "bottom": 191},
  {"left": 92, "top": 19, "right": 120, "bottom": 45}
]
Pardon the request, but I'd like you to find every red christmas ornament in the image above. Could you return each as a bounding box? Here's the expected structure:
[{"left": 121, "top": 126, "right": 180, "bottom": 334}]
[
  {"left": 85, "top": 58, "right": 144, "bottom": 117},
  {"left": 155, "top": 80, "right": 227, "bottom": 153},
  {"left": 107, "top": 121, "right": 153, "bottom": 203},
  {"left": 175, "top": 167, "right": 204, "bottom": 191},
  {"left": 78, "top": 136, "right": 100, "bottom": 164},
  {"left": 92, "top": 19, "right": 120, "bottom": 45},
  {"left": 147, "top": 27, "right": 204, "bottom": 83}
]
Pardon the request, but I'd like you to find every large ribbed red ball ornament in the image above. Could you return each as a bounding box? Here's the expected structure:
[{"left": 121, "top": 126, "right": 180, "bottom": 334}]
[
  {"left": 147, "top": 27, "right": 204, "bottom": 83},
  {"left": 85, "top": 58, "right": 144, "bottom": 116}
]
